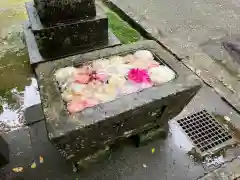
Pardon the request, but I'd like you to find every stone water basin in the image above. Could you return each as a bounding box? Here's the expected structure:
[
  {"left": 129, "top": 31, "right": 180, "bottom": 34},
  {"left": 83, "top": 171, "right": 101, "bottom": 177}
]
[{"left": 35, "top": 40, "right": 202, "bottom": 164}]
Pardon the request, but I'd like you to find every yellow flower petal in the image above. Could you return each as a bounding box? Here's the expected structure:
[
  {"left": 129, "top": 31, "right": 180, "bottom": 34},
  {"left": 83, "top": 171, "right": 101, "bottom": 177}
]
[
  {"left": 40, "top": 156, "right": 44, "bottom": 163},
  {"left": 151, "top": 148, "right": 155, "bottom": 154},
  {"left": 12, "top": 167, "right": 24, "bottom": 172},
  {"left": 31, "top": 162, "right": 36, "bottom": 169}
]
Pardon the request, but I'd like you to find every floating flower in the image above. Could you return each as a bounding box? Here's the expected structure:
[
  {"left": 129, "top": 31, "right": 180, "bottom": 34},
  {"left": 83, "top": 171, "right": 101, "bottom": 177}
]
[
  {"left": 92, "top": 58, "right": 111, "bottom": 69},
  {"left": 67, "top": 99, "right": 85, "bottom": 113},
  {"left": 92, "top": 71, "right": 109, "bottom": 82},
  {"left": 76, "top": 65, "right": 92, "bottom": 75},
  {"left": 70, "top": 83, "right": 86, "bottom": 95},
  {"left": 67, "top": 98, "right": 99, "bottom": 113},
  {"left": 61, "top": 90, "right": 74, "bottom": 102},
  {"left": 134, "top": 50, "right": 154, "bottom": 62},
  {"left": 55, "top": 67, "right": 76, "bottom": 85},
  {"left": 148, "top": 65, "right": 175, "bottom": 84},
  {"left": 123, "top": 54, "right": 136, "bottom": 64},
  {"left": 109, "top": 56, "right": 125, "bottom": 64},
  {"left": 74, "top": 73, "right": 91, "bottom": 84},
  {"left": 94, "top": 84, "right": 118, "bottom": 103},
  {"left": 128, "top": 68, "right": 151, "bottom": 83},
  {"left": 147, "top": 63, "right": 160, "bottom": 69},
  {"left": 108, "top": 75, "right": 126, "bottom": 88},
  {"left": 130, "top": 61, "right": 148, "bottom": 69},
  {"left": 120, "top": 81, "right": 141, "bottom": 95}
]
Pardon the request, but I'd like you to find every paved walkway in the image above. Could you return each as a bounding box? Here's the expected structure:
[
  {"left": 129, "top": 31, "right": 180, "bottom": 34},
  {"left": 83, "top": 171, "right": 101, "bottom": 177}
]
[
  {"left": 108, "top": 0, "right": 240, "bottom": 112},
  {"left": 1, "top": 86, "right": 240, "bottom": 180}
]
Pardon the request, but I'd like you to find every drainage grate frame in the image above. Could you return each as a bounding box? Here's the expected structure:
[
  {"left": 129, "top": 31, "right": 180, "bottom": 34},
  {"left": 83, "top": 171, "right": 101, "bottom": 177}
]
[{"left": 177, "top": 109, "right": 235, "bottom": 156}]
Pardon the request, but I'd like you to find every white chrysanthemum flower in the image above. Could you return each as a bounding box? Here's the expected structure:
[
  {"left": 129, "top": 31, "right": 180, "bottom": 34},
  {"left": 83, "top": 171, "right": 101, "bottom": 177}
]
[{"left": 149, "top": 65, "right": 175, "bottom": 84}]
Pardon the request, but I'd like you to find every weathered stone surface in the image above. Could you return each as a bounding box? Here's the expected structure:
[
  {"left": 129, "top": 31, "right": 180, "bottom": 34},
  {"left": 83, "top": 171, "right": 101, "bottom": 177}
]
[
  {"left": 23, "top": 21, "right": 120, "bottom": 65},
  {"left": 26, "top": 1, "right": 108, "bottom": 59},
  {"left": 33, "top": 0, "right": 96, "bottom": 25},
  {"left": 0, "top": 135, "right": 9, "bottom": 167},
  {"left": 35, "top": 40, "right": 202, "bottom": 162}
]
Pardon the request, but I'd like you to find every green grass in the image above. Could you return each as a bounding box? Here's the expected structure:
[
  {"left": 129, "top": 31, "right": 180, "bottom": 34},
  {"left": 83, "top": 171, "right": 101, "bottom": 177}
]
[{"left": 107, "top": 11, "right": 141, "bottom": 44}]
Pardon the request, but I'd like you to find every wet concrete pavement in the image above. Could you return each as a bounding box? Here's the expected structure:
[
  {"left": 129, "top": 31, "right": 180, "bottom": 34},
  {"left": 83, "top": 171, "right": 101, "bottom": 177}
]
[
  {"left": 1, "top": 86, "right": 240, "bottom": 180},
  {"left": 108, "top": 0, "right": 240, "bottom": 112},
  {"left": 0, "top": 0, "right": 37, "bottom": 132}
]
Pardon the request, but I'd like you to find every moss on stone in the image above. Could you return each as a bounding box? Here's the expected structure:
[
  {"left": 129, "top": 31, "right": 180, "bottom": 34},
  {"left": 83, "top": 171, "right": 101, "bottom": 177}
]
[{"left": 107, "top": 11, "right": 141, "bottom": 44}]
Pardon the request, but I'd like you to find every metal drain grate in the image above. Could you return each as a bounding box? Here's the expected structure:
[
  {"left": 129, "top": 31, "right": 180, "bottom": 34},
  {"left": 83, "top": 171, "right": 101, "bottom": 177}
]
[{"left": 177, "top": 110, "right": 232, "bottom": 153}]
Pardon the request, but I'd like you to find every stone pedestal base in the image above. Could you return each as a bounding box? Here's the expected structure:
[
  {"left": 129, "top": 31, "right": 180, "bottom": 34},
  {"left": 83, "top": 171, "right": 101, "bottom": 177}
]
[
  {"left": 26, "top": 1, "right": 109, "bottom": 60},
  {"left": 23, "top": 22, "right": 120, "bottom": 65}
]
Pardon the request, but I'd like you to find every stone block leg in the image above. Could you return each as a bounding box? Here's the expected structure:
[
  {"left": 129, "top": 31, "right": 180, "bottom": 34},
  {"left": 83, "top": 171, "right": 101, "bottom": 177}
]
[
  {"left": 134, "top": 124, "right": 169, "bottom": 147},
  {"left": 73, "top": 146, "right": 110, "bottom": 172}
]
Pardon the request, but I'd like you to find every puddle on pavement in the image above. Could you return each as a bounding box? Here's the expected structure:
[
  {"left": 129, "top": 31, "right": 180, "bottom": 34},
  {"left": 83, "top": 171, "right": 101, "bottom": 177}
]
[{"left": 0, "top": 0, "right": 40, "bottom": 132}]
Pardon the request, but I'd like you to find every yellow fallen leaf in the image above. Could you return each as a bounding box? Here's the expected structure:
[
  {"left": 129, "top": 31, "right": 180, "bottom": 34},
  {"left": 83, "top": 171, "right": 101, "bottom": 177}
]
[
  {"left": 39, "top": 156, "right": 44, "bottom": 163},
  {"left": 31, "top": 162, "right": 36, "bottom": 169},
  {"left": 12, "top": 167, "right": 24, "bottom": 172},
  {"left": 151, "top": 148, "right": 155, "bottom": 154}
]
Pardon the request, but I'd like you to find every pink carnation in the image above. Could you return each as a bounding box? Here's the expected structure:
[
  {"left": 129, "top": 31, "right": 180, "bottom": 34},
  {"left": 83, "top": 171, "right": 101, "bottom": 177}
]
[
  {"left": 67, "top": 98, "right": 99, "bottom": 113},
  {"left": 128, "top": 68, "right": 151, "bottom": 83}
]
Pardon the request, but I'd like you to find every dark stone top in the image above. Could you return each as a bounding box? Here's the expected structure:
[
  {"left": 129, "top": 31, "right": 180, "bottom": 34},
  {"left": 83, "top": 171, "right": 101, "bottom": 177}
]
[
  {"left": 33, "top": 0, "right": 96, "bottom": 25},
  {"left": 35, "top": 40, "right": 202, "bottom": 141}
]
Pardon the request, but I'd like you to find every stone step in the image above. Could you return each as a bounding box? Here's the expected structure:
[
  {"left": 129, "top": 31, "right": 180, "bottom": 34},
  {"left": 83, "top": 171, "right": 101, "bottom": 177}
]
[
  {"left": 23, "top": 21, "right": 120, "bottom": 65},
  {"left": 25, "top": 1, "right": 109, "bottom": 60}
]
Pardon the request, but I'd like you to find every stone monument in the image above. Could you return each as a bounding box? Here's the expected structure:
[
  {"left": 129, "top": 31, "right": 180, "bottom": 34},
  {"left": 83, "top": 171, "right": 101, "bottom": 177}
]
[{"left": 24, "top": 0, "right": 120, "bottom": 64}]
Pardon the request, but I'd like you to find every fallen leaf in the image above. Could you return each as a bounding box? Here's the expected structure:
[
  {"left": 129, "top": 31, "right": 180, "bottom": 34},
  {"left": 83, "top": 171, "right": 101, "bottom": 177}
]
[
  {"left": 143, "top": 164, "right": 147, "bottom": 168},
  {"left": 31, "top": 162, "right": 36, "bottom": 169},
  {"left": 151, "top": 148, "right": 155, "bottom": 154},
  {"left": 39, "top": 156, "right": 44, "bottom": 163},
  {"left": 12, "top": 167, "right": 24, "bottom": 172},
  {"left": 224, "top": 116, "right": 231, "bottom": 122}
]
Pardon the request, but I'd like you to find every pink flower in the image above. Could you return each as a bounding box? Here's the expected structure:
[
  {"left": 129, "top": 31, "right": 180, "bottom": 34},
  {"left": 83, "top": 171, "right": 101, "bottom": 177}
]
[
  {"left": 74, "top": 74, "right": 90, "bottom": 84},
  {"left": 67, "top": 100, "right": 85, "bottom": 113},
  {"left": 67, "top": 98, "right": 99, "bottom": 113},
  {"left": 128, "top": 68, "right": 151, "bottom": 83},
  {"left": 147, "top": 63, "right": 159, "bottom": 69}
]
